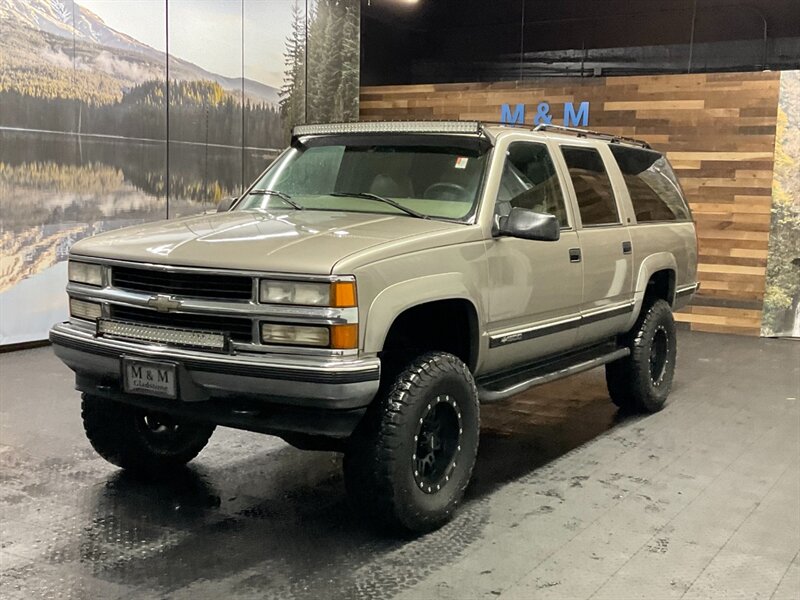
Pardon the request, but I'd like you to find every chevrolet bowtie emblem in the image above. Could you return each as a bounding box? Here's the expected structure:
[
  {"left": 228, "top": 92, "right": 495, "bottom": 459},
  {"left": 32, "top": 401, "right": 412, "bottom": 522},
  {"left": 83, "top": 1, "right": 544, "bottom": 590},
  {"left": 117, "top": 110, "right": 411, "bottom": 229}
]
[{"left": 146, "top": 294, "right": 181, "bottom": 313}]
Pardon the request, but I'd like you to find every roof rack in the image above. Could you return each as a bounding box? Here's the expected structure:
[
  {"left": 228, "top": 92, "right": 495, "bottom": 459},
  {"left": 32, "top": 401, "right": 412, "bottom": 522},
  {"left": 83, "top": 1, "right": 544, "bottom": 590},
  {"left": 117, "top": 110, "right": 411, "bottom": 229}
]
[{"left": 531, "top": 124, "right": 652, "bottom": 149}]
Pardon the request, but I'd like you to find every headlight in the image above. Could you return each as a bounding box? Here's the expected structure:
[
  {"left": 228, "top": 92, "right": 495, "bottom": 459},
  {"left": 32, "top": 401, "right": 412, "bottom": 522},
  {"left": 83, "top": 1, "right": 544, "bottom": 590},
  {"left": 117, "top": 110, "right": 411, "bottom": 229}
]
[
  {"left": 260, "top": 323, "right": 358, "bottom": 349},
  {"left": 70, "top": 299, "right": 103, "bottom": 321},
  {"left": 261, "top": 323, "right": 330, "bottom": 347},
  {"left": 68, "top": 261, "right": 103, "bottom": 287},
  {"left": 259, "top": 279, "right": 356, "bottom": 307}
]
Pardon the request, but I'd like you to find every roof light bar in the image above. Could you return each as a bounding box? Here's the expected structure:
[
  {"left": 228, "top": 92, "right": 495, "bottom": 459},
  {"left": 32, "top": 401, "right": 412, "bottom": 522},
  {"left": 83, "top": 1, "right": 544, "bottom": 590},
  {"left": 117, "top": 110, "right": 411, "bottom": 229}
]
[{"left": 292, "top": 121, "right": 482, "bottom": 137}]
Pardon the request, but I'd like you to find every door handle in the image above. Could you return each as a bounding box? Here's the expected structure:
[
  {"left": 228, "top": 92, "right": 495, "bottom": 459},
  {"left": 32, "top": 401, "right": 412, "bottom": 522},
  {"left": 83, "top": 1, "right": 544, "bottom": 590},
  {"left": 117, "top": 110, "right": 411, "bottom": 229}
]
[
  {"left": 622, "top": 241, "right": 632, "bottom": 255},
  {"left": 569, "top": 248, "right": 582, "bottom": 263}
]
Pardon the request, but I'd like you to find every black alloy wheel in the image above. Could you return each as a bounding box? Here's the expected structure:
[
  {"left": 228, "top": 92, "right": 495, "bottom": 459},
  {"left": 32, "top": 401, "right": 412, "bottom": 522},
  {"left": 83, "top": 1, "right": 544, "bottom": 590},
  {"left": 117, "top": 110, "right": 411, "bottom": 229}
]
[
  {"left": 605, "top": 299, "right": 677, "bottom": 414},
  {"left": 413, "top": 395, "right": 463, "bottom": 495},
  {"left": 136, "top": 412, "right": 205, "bottom": 455},
  {"left": 82, "top": 394, "right": 215, "bottom": 473},
  {"left": 649, "top": 325, "right": 670, "bottom": 386}
]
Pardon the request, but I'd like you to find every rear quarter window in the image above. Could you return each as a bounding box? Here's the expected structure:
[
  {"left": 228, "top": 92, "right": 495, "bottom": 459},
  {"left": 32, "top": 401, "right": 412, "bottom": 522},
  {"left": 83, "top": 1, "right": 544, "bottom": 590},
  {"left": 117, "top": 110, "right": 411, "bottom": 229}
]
[{"left": 610, "top": 145, "right": 691, "bottom": 222}]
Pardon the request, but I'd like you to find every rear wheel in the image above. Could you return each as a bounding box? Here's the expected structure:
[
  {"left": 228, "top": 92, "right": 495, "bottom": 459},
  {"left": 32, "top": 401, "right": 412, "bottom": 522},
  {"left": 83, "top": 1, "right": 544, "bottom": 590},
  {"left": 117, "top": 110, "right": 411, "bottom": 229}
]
[
  {"left": 343, "top": 352, "right": 480, "bottom": 533},
  {"left": 82, "top": 394, "right": 215, "bottom": 472},
  {"left": 606, "top": 299, "right": 677, "bottom": 413}
]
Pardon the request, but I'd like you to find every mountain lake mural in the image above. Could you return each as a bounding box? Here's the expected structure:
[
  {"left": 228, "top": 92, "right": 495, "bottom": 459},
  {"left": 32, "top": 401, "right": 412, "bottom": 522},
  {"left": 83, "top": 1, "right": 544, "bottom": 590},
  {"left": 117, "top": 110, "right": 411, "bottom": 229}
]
[{"left": 0, "top": 0, "right": 360, "bottom": 344}]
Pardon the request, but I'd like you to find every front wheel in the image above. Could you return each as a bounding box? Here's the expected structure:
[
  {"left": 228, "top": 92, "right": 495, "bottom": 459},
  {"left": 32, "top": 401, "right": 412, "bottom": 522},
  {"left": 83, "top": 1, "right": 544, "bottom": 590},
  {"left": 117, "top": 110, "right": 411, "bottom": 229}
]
[
  {"left": 343, "top": 352, "right": 480, "bottom": 533},
  {"left": 82, "top": 394, "right": 215, "bottom": 473},
  {"left": 606, "top": 299, "right": 677, "bottom": 413}
]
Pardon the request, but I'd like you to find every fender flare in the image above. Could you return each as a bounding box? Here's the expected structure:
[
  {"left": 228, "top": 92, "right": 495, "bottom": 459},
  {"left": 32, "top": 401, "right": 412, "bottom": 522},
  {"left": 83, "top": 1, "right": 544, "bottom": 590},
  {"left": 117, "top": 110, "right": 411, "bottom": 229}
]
[
  {"left": 362, "top": 273, "right": 481, "bottom": 359},
  {"left": 623, "top": 252, "right": 677, "bottom": 330}
]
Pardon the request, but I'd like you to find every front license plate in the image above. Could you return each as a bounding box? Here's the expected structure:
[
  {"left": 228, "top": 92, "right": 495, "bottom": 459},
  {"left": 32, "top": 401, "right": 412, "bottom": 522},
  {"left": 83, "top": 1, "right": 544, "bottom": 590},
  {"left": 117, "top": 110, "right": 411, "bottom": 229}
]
[{"left": 123, "top": 359, "right": 177, "bottom": 399}]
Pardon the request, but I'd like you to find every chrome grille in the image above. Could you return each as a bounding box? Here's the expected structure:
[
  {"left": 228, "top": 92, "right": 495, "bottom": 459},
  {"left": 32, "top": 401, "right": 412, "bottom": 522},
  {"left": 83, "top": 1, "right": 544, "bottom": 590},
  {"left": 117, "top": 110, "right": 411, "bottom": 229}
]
[
  {"left": 111, "top": 266, "right": 253, "bottom": 301},
  {"left": 110, "top": 306, "right": 253, "bottom": 343}
]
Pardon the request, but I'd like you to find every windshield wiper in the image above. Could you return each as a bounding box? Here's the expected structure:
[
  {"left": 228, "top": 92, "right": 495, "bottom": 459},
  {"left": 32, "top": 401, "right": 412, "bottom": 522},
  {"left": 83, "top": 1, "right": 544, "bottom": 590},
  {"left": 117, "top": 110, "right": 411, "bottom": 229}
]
[
  {"left": 330, "top": 191, "right": 428, "bottom": 220},
  {"left": 247, "top": 189, "right": 304, "bottom": 210}
]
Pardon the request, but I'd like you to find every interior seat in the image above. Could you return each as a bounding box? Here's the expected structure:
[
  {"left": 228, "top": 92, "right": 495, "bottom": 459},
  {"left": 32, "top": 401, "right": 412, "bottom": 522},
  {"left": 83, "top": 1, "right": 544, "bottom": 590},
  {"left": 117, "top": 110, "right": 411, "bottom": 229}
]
[{"left": 369, "top": 174, "right": 413, "bottom": 198}]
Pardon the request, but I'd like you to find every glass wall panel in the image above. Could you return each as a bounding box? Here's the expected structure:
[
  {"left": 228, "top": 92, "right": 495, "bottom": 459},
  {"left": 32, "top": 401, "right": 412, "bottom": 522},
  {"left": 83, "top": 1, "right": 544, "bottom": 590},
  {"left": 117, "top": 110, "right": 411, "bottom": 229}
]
[
  {"left": 167, "top": 0, "right": 243, "bottom": 217},
  {"left": 306, "top": 0, "right": 360, "bottom": 124},
  {"left": 0, "top": 0, "right": 359, "bottom": 344},
  {"left": 242, "top": 0, "right": 292, "bottom": 186}
]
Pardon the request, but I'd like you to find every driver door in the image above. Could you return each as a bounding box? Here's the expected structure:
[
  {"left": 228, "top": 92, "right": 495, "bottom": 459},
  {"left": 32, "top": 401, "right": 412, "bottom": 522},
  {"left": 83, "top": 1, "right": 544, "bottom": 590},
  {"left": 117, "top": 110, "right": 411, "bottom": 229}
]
[{"left": 483, "top": 139, "right": 584, "bottom": 374}]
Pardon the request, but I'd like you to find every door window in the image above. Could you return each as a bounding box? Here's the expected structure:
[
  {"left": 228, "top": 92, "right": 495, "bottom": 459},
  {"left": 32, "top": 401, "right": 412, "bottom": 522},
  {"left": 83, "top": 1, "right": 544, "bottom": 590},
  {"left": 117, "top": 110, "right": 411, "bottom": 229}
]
[
  {"left": 495, "top": 142, "right": 569, "bottom": 227},
  {"left": 560, "top": 146, "right": 620, "bottom": 226}
]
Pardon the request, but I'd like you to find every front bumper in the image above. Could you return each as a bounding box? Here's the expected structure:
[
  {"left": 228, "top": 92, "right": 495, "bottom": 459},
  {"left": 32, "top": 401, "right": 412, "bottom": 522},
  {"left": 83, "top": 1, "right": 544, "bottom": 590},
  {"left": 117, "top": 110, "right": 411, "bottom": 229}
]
[{"left": 50, "top": 322, "right": 381, "bottom": 438}]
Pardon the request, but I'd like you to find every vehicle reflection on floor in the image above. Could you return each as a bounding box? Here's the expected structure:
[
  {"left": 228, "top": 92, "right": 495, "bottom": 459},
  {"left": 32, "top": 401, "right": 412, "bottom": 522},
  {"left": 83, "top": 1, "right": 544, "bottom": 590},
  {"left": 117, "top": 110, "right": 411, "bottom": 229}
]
[
  {"left": 4, "top": 331, "right": 798, "bottom": 599},
  {"left": 0, "top": 347, "right": 636, "bottom": 599}
]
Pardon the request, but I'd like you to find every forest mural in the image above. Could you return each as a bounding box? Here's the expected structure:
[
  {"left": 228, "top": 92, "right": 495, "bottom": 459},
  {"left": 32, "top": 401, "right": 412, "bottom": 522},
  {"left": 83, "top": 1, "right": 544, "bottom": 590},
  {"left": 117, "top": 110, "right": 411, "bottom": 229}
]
[
  {"left": 762, "top": 70, "right": 800, "bottom": 338},
  {"left": 0, "top": 0, "right": 359, "bottom": 345}
]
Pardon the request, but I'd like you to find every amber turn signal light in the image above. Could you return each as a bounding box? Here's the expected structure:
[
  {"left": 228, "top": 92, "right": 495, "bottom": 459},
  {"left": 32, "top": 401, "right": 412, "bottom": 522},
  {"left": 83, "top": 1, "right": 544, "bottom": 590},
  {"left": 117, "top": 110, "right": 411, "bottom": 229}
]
[
  {"left": 330, "top": 324, "right": 358, "bottom": 349},
  {"left": 330, "top": 281, "right": 357, "bottom": 308}
]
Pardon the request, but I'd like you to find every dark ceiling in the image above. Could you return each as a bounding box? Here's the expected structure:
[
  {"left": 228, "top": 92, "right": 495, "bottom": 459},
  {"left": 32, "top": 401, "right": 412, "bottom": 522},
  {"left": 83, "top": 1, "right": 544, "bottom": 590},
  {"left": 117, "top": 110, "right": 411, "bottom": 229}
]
[{"left": 361, "top": 0, "right": 800, "bottom": 85}]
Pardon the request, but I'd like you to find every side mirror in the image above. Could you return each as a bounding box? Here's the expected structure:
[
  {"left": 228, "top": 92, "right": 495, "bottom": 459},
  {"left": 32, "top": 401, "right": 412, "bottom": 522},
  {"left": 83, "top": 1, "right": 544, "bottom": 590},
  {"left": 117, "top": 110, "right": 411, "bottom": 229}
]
[
  {"left": 497, "top": 207, "right": 560, "bottom": 242},
  {"left": 216, "top": 197, "right": 238, "bottom": 213}
]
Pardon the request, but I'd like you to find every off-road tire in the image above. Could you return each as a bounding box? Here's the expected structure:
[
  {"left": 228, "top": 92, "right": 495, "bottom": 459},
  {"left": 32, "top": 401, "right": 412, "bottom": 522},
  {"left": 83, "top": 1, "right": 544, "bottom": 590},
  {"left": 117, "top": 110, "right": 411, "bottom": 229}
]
[
  {"left": 606, "top": 299, "right": 677, "bottom": 413},
  {"left": 82, "top": 394, "right": 215, "bottom": 473},
  {"left": 343, "top": 352, "right": 480, "bottom": 533}
]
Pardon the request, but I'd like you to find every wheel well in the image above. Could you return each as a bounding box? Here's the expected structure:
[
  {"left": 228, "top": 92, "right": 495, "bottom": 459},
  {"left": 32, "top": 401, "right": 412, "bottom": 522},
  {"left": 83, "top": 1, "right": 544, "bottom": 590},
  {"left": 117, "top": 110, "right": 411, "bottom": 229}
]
[
  {"left": 380, "top": 299, "right": 479, "bottom": 375},
  {"left": 645, "top": 269, "right": 676, "bottom": 307}
]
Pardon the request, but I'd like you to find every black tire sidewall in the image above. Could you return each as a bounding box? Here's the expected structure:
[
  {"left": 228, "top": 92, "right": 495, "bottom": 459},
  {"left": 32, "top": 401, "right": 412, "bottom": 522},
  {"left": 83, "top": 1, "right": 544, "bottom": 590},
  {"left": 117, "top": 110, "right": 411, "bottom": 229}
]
[
  {"left": 389, "top": 364, "right": 479, "bottom": 528},
  {"left": 632, "top": 300, "right": 677, "bottom": 411},
  {"left": 344, "top": 352, "right": 480, "bottom": 532}
]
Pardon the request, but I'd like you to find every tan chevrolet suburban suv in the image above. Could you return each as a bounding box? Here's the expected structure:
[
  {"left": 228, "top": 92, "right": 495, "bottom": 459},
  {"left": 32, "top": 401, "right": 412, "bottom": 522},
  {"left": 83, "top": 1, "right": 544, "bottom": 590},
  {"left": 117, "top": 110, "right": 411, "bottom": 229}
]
[{"left": 50, "top": 121, "right": 698, "bottom": 532}]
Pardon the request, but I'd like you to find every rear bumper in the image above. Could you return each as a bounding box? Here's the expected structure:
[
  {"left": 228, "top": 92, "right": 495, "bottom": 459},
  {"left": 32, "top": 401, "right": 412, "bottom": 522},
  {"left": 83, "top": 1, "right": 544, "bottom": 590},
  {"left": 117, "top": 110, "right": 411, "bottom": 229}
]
[{"left": 50, "top": 322, "right": 381, "bottom": 438}]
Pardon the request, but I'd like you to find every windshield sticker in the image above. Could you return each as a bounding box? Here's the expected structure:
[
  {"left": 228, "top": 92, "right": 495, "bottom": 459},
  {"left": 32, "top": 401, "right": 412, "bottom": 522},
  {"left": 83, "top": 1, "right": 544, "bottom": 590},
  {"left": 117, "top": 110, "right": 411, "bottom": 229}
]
[{"left": 455, "top": 156, "right": 469, "bottom": 169}]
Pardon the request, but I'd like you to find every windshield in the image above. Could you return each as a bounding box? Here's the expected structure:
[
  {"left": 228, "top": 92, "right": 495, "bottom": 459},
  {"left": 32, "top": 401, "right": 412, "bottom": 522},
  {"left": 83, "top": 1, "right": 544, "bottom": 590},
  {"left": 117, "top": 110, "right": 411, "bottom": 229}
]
[{"left": 236, "top": 137, "right": 490, "bottom": 221}]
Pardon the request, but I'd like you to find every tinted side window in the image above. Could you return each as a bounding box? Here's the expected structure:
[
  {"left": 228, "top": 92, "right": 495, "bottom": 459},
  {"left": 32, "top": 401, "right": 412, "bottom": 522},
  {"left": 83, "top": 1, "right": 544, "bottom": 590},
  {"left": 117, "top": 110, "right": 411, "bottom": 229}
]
[
  {"left": 495, "top": 142, "right": 568, "bottom": 227},
  {"left": 561, "top": 146, "right": 620, "bottom": 226},
  {"left": 610, "top": 146, "right": 691, "bottom": 222}
]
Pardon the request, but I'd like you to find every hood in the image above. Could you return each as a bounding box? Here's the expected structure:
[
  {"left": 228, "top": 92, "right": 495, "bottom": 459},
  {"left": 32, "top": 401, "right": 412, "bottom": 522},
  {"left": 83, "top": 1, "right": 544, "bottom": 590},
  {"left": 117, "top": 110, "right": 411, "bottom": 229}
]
[{"left": 70, "top": 209, "right": 462, "bottom": 274}]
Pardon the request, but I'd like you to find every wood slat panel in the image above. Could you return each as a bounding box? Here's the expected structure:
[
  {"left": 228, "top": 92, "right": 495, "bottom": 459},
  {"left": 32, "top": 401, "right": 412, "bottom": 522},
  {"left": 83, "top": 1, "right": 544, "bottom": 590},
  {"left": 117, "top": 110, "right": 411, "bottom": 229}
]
[{"left": 360, "top": 72, "right": 781, "bottom": 336}]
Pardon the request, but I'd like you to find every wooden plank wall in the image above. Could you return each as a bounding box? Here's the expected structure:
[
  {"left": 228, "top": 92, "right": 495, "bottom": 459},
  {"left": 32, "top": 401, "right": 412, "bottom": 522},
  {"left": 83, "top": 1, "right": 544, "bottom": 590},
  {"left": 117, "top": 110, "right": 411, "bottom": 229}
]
[{"left": 360, "top": 72, "right": 781, "bottom": 335}]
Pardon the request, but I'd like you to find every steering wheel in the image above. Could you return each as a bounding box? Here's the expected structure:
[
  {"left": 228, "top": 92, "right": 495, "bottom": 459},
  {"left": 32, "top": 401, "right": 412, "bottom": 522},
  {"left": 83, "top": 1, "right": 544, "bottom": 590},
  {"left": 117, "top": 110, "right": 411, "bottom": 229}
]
[{"left": 423, "top": 182, "right": 468, "bottom": 201}]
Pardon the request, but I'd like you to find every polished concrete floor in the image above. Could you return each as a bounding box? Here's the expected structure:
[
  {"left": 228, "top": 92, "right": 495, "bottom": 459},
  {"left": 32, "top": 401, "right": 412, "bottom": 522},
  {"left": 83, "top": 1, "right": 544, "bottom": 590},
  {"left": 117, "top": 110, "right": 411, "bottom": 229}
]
[{"left": 0, "top": 331, "right": 798, "bottom": 600}]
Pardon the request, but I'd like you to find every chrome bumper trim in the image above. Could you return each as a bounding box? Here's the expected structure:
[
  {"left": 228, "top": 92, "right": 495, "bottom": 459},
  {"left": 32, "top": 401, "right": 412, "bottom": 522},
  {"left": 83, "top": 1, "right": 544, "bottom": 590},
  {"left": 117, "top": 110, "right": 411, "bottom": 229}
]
[{"left": 50, "top": 322, "right": 379, "bottom": 386}]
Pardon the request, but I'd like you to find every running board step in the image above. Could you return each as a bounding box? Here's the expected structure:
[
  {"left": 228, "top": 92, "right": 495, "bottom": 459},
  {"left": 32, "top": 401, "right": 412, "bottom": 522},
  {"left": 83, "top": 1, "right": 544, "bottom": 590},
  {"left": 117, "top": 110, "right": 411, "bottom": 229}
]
[{"left": 476, "top": 343, "right": 630, "bottom": 403}]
